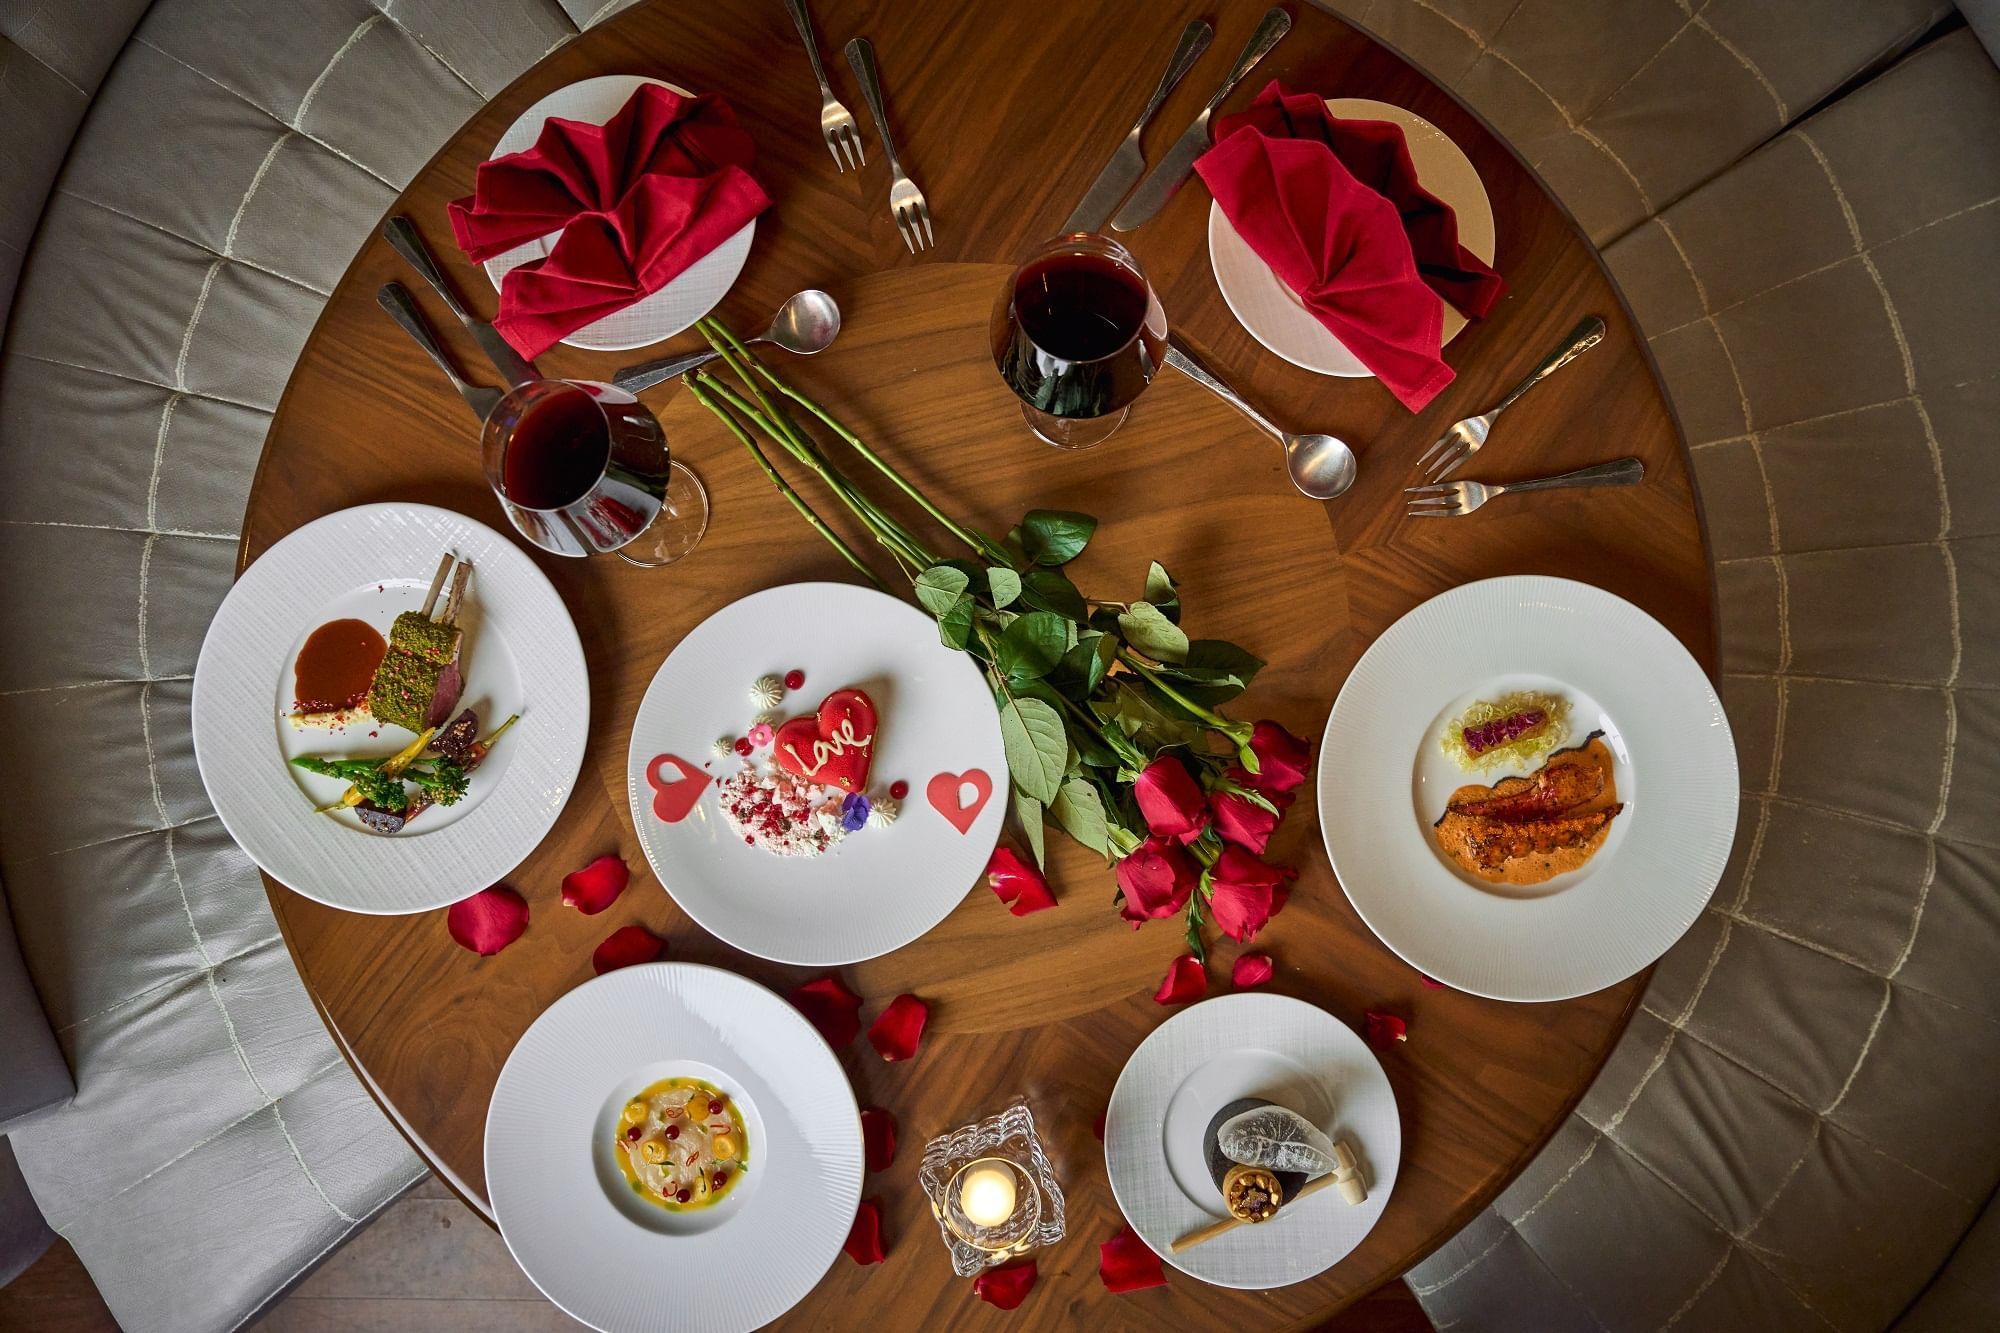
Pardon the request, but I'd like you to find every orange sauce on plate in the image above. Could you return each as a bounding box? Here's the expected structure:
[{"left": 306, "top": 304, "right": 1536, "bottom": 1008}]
[{"left": 293, "top": 618, "right": 386, "bottom": 713}]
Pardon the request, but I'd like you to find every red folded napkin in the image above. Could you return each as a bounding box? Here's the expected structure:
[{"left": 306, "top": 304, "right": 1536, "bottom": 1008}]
[
  {"left": 448, "top": 83, "right": 772, "bottom": 358},
  {"left": 1194, "top": 82, "right": 1504, "bottom": 412}
]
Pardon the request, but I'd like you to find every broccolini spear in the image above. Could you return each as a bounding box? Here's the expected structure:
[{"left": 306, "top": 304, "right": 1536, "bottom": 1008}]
[
  {"left": 291, "top": 756, "right": 410, "bottom": 812},
  {"left": 403, "top": 757, "right": 469, "bottom": 808}
]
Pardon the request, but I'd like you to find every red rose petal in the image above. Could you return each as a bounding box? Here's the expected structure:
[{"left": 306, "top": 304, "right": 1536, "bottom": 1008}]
[
  {"left": 445, "top": 884, "right": 528, "bottom": 955},
  {"left": 861, "top": 1106, "right": 897, "bottom": 1173},
  {"left": 1419, "top": 973, "right": 1447, "bottom": 989},
  {"left": 1092, "top": 1109, "right": 1106, "bottom": 1142},
  {"left": 843, "top": 1197, "right": 885, "bottom": 1265},
  {"left": 560, "top": 853, "right": 630, "bottom": 915},
  {"left": 985, "top": 847, "right": 1057, "bottom": 916},
  {"left": 1363, "top": 1009, "right": 1409, "bottom": 1050},
  {"left": 974, "top": 1258, "right": 1038, "bottom": 1310},
  {"left": 1099, "top": 1223, "right": 1167, "bottom": 1293},
  {"left": 591, "top": 924, "right": 664, "bottom": 974},
  {"left": 790, "top": 974, "right": 863, "bottom": 1047},
  {"left": 868, "top": 993, "right": 929, "bottom": 1061},
  {"left": 1152, "top": 954, "right": 1207, "bottom": 1005},
  {"left": 1232, "top": 953, "right": 1275, "bottom": 988}
]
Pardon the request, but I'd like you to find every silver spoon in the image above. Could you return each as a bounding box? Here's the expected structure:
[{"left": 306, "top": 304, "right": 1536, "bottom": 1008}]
[
  {"left": 610, "top": 289, "right": 842, "bottom": 394},
  {"left": 1163, "top": 344, "right": 1357, "bottom": 499}
]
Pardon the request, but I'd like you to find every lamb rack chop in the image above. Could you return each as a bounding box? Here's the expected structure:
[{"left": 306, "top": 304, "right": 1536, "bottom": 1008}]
[{"left": 367, "top": 553, "right": 470, "bottom": 734}]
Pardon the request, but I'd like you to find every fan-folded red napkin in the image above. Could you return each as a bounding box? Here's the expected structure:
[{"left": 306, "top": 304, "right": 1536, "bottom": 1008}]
[
  {"left": 1194, "top": 81, "right": 1504, "bottom": 412},
  {"left": 447, "top": 83, "right": 772, "bottom": 358}
]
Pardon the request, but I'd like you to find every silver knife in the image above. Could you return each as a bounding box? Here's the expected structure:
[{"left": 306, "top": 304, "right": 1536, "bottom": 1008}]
[
  {"left": 382, "top": 214, "right": 539, "bottom": 388},
  {"left": 1110, "top": 6, "right": 1292, "bottom": 233},
  {"left": 1061, "top": 20, "right": 1213, "bottom": 234},
  {"left": 375, "top": 282, "right": 502, "bottom": 423}
]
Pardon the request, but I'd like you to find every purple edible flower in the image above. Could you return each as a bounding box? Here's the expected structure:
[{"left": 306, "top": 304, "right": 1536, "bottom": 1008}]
[{"left": 840, "top": 792, "right": 871, "bottom": 832}]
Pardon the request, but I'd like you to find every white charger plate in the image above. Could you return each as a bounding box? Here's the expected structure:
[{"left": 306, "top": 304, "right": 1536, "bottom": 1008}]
[
  {"left": 1318, "top": 576, "right": 1737, "bottom": 1001},
  {"left": 1104, "top": 993, "right": 1401, "bottom": 1290},
  {"left": 191, "top": 503, "right": 588, "bottom": 914},
  {"left": 482, "top": 74, "right": 756, "bottom": 352},
  {"left": 487, "top": 962, "right": 862, "bottom": 1333},
  {"left": 1208, "top": 97, "right": 1496, "bottom": 377},
  {"left": 626, "top": 582, "right": 1007, "bottom": 966}
]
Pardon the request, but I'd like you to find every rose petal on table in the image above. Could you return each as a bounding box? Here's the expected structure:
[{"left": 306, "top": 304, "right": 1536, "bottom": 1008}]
[
  {"left": 985, "top": 847, "right": 1057, "bottom": 916},
  {"left": 843, "top": 1197, "right": 885, "bottom": 1265},
  {"left": 560, "top": 853, "right": 629, "bottom": 915},
  {"left": 1092, "top": 1109, "right": 1106, "bottom": 1142},
  {"left": 1364, "top": 1009, "right": 1409, "bottom": 1050},
  {"left": 1152, "top": 954, "right": 1207, "bottom": 1006},
  {"left": 591, "top": 924, "right": 664, "bottom": 974},
  {"left": 1232, "top": 953, "right": 1275, "bottom": 988},
  {"left": 868, "top": 993, "right": 929, "bottom": 1061},
  {"left": 861, "top": 1106, "right": 897, "bottom": 1173},
  {"left": 1419, "top": 973, "right": 1447, "bottom": 989},
  {"left": 1099, "top": 1223, "right": 1167, "bottom": 1293},
  {"left": 974, "top": 1258, "right": 1038, "bottom": 1310},
  {"left": 445, "top": 884, "right": 528, "bottom": 955},
  {"left": 790, "top": 974, "right": 863, "bottom": 1047}
]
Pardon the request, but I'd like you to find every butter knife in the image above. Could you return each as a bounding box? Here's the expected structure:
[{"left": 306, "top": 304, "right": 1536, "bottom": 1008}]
[
  {"left": 1061, "top": 20, "right": 1213, "bottom": 234},
  {"left": 382, "top": 215, "right": 538, "bottom": 389},
  {"left": 1110, "top": 6, "right": 1292, "bottom": 232},
  {"left": 375, "top": 282, "right": 502, "bottom": 424}
]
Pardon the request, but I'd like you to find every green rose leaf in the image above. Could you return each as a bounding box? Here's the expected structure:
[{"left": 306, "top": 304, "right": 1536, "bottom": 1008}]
[
  {"left": 1052, "top": 630, "right": 1118, "bottom": 698},
  {"left": 914, "top": 565, "right": 971, "bottom": 618},
  {"left": 1117, "top": 601, "right": 1189, "bottom": 663},
  {"left": 997, "top": 611, "right": 1069, "bottom": 684},
  {"left": 1049, "top": 777, "right": 1111, "bottom": 858},
  {"left": 937, "top": 595, "right": 974, "bottom": 650},
  {"left": 1094, "top": 680, "right": 1200, "bottom": 751},
  {"left": 1011, "top": 784, "right": 1046, "bottom": 868},
  {"left": 996, "top": 692, "right": 1067, "bottom": 803},
  {"left": 1185, "top": 638, "right": 1265, "bottom": 684},
  {"left": 1020, "top": 568, "right": 1089, "bottom": 622},
  {"left": 1020, "top": 510, "right": 1097, "bottom": 566},
  {"left": 1144, "top": 561, "right": 1181, "bottom": 624},
  {"left": 986, "top": 566, "right": 1022, "bottom": 609}
]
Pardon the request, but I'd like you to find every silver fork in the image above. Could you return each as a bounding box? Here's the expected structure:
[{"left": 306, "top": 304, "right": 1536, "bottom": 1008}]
[
  {"left": 782, "top": 0, "right": 864, "bottom": 171},
  {"left": 1405, "top": 457, "right": 1644, "bottom": 517},
  {"left": 1414, "top": 315, "right": 1607, "bottom": 482},
  {"left": 844, "top": 36, "right": 933, "bottom": 253}
]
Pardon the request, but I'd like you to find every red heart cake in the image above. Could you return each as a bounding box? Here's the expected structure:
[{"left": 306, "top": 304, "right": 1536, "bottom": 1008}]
[{"left": 773, "top": 687, "right": 877, "bottom": 793}]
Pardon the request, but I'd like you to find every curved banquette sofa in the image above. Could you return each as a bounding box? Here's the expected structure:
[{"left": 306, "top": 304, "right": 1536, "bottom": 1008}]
[{"left": 0, "top": 2, "right": 1993, "bottom": 1329}]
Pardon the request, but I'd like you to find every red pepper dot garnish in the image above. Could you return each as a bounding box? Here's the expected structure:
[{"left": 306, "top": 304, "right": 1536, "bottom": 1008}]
[
  {"left": 733, "top": 737, "right": 753, "bottom": 756},
  {"left": 711, "top": 1170, "right": 728, "bottom": 1190},
  {"left": 784, "top": 669, "right": 805, "bottom": 690},
  {"left": 624, "top": 1126, "right": 642, "bottom": 1142},
  {"left": 676, "top": 1187, "right": 692, "bottom": 1203},
  {"left": 889, "top": 780, "right": 909, "bottom": 800},
  {"left": 665, "top": 1124, "right": 680, "bottom": 1140},
  {"left": 708, "top": 1099, "right": 724, "bottom": 1114}
]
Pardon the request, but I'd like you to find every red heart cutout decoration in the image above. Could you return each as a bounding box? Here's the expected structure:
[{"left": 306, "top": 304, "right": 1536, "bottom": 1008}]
[
  {"left": 773, "top": 688, "right": 877, "bottom": 793},
  {"left": 926, "top": 769, "right": 993, "bottom": 834},
  {"left": 646, "top": 753, "right": 711, "bottom": 823}
]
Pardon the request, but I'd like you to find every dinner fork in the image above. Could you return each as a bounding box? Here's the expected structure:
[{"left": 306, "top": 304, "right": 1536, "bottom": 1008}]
[
  {"left": 844, "top": 36, "right": 933, "bottom": 253},
  {"left": 782, "top": 0, "right": 864, "bottom": 171},
  {"left": 1405, "top": 457, "right": 1644, "bottom": 517},
  {"left": 1414, "top": 315, "right": 1607, "bottom": 482}
]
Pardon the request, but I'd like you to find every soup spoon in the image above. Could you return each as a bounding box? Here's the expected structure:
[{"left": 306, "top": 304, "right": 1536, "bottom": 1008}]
[
  {"left": 611, "top": 289, "right": 842, "bottom": 394},
  {"left": 1164, "top": 344, "right": 1357, "bottom": 499}
]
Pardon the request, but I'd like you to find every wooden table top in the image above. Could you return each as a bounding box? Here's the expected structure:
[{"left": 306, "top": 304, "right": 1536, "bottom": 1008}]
[{"left": 244, "top": 1, "right": 1714, "bottom": 1326}]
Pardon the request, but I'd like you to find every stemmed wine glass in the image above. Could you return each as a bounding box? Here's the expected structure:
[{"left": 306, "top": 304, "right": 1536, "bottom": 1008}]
[
  {"left": 991, "top": 233, "right": 1167, "bottom": 449},
  {"left": 480, "top": 379, "right": 709, "bottom": 567}
]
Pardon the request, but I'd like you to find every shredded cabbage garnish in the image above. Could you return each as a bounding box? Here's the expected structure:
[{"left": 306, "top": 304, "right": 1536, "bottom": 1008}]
[{"left": 1439, "top": 691, "right": 1570, "bottom": 771}]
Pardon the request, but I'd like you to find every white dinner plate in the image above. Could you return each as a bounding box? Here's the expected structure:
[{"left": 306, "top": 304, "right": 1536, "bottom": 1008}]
[
  {"left": 1319, "top": 576, "right": 1738, "bottom": 1001},
  {"left": 1104, "top": 993, "right": 1401, "bottom": 1290},
  {"left": 481, "top": 74, "right": 756, "bottom": 352},
  {"left": 1208, "top": 97, "right": 1496, "bottom": 376},
  {"left": 191, "top": 503, "right": 588, "bottom": 914},
  {"left": 626, "top": 582, "right": 1008, "bottom": 966},
  {"left": 487, "top": 963, "right": 862, "bottom": 1333}
]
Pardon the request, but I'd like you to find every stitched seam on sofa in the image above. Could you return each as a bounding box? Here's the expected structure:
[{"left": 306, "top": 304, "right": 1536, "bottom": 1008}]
[
  {"left": 0, "top": 674, "right": 193, "bottom": 697},
  {"left": 364, "top": 1, "right": 483, "bottom": 102},
  {"left": 582, "top": 0, "right": 637, "bottom": 28},
  {"left": 8, "top": 351, "right": 276, "bottom": 415},
  {"left": 293, "top": 15, "right": 383, "bottom": 128},
  {"left": 229, "top": 1157, "right": 427, "bottom": 1333},
  {"left": 1743, "top": 789, "right": 1997, "bottom": 853},
  {"left": 1660, "top": 1244, "right": 1740, "bottom": 1329},
  {"left": 1687, "top": 13, "right": 1788, "bottom": 122},
  {"left": 55, "top": 188, "right": 334, "bottom": 299},
  {"left": 0, "top": 519, "right": 235, "bottom": 541},
  {"left": 18, "top": 811, "right": 219, "bottom": 865},
  {"left": 1715, "top": 538, "right": 1988, "bottom": 570},
  {"left": 1478, "top": 47, "right": 1653, "bottom": 212},
  {"left": 260, "top": 1035, "right": 361, "bottom": 1224},
  {"left": 55, "top": 935, "right": 278, "bottom": 1034}
]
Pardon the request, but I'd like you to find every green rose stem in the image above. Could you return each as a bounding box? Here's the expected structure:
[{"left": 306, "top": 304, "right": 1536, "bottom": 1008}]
[{"left": 1117, "top": 653, "right": 1259, "bottom": 770}]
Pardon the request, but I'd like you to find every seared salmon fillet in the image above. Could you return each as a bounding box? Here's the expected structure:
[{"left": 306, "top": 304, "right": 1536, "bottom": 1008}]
[{"left": 1446, "top": 748, "right": 1606, "bottom": 822}]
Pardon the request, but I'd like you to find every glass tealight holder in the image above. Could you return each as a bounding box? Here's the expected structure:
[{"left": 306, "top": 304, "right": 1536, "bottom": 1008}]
[{"left": 918, "top": 1100, "right": 1067, "bottom": 1276}]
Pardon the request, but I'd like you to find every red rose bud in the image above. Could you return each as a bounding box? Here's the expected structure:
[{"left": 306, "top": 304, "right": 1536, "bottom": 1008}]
[
  {"left": 1210, "top": 784, "right": 1293, "bottom": 854},
  {"left": 559, "top": 853, "right": 630, "bottom": 915},
  {"left": 985, "top": 847, "right": 1057, "bottom": 916},
  {"left": 446, "top": 884, "right": 528, "bottom": 955},
  {"left": 868, "top": 993, "right": 929, "bottom": 1061},
  {"left": 1099, "top": 1223, "right": 1168, "bottom": 1293},
  {"left": 1207, "top": 847, "right": 1297, "bottom": 942},
  {"left": 974, "top": 1258, "right": 1039, "bottom": 1310},
  {"left": 861, "top": 1106, "right": 897, "bottom": 1173},
  {"left": 1152, "top": 953, "right": 1207, "bottom": 1005},
  {"left": 843, "top": 1198, "right": 885, "bottom": 1265},
  {"left": 1244, "top": 720, "right": 1312, "bottom": 794},
  {"left": 1133, "top": 756, "right": 1210, "bottom": 843},
  {"left": 1364, "top": 1009, "right": 1409, "bottom": 1049},
  {"left": 1115, "top": 837, "right": 1199, "bottom": 926},
  {"left": 590, "top": 924, "right": 664, "bottom": 974},
  {"left": 790, "top": 974, "right": 863, "bottom": 1047},
  {"left": 1232, "top": 953, "right": 1275, "bottom": 988}
]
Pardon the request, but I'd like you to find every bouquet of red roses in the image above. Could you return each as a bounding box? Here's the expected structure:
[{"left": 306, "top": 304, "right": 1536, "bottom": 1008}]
[{"left": 687, "top": 320, "right": 1311, "bottom": 977}]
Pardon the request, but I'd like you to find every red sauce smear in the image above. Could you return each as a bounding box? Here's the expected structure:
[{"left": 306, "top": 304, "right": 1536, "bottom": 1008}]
[{"left": 294, "top": 618, "right": 386, "bottom": 713}]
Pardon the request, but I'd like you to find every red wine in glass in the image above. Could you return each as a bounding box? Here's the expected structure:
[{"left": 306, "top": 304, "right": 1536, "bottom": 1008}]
[
  {"left": 501, "top": 387, "right": 612, "bottom": 510},
  {"left": 992, "top": 234, "right": 1166, "bottom": 448}
]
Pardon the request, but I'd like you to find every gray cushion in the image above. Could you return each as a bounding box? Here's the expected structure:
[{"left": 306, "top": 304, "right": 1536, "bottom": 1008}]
[{"left": 0, "top": 877, "right": 70, "bottom": 1133}]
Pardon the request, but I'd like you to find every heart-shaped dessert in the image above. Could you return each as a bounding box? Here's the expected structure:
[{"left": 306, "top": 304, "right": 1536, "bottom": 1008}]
[
  {"left": 647, "top": 754, "right": 711, "bottom": 823},
  {"left": 773, "top": 687, "right": 877, "bottom": 793},
  {"left": 926, "top": 769, "right": 993, "bottom": 834}
]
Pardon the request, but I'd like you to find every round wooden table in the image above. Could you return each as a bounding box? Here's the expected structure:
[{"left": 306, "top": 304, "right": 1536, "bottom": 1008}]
[{"left": 244, "top": 1, "right": 1714, "bottom": 1327}]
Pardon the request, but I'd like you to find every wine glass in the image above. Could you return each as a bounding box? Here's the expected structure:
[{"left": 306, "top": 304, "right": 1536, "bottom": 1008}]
[
  {"left": 479, "top": 379, "right": 709, "bottom": 566},
  {"left": 991, "top": 233, "right": 1167, "bottom": 449}
]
